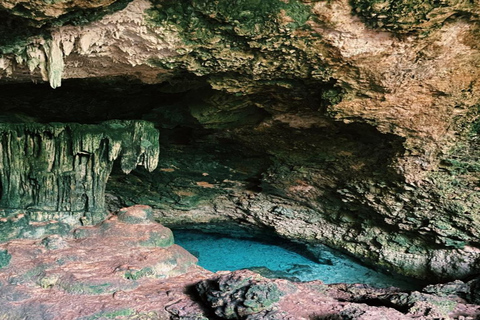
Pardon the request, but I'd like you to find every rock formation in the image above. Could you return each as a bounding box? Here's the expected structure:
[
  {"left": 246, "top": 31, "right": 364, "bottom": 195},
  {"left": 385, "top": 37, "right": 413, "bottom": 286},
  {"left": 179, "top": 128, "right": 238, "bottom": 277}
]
[
  {"left": 0, "top": 205, "right": 479, "bottom": 319},
  {"left": 0, "top": 120, "right": 159, "bottom": 240},
  {"left": 0, "top": 0, "right": 478, "bottom": 305},
  {"left": 0, "top": 205, "right": 203, "bottom": 319}
]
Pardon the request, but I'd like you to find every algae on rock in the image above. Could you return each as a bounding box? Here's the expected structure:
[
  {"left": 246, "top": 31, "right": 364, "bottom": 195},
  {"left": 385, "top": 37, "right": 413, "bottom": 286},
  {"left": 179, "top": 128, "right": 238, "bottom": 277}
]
[
  {"left": 0, "top": 120, "right": 159, "bottom": 239},
  {"left": 350, "top": 0, "right": 476, "bottom": 33}
]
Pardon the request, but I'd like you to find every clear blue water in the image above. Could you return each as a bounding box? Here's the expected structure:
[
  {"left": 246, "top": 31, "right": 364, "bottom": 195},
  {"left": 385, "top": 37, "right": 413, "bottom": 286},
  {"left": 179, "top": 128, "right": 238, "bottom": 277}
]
[{"left": 173, "top": 229, "right": 420, "bottom": 290}]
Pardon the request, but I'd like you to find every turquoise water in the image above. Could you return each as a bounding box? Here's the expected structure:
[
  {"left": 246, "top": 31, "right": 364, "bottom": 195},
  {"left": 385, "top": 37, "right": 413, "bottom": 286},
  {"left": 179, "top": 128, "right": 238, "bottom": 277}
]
[{"left": 173, "top": 229, "right": 420, "bottom": 290}]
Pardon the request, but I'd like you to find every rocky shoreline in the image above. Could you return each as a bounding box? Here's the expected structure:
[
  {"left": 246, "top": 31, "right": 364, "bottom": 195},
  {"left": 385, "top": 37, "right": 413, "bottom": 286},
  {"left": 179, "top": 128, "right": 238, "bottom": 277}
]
[{"left": 0, "top": 205, "right": 478, "bottom": 320}]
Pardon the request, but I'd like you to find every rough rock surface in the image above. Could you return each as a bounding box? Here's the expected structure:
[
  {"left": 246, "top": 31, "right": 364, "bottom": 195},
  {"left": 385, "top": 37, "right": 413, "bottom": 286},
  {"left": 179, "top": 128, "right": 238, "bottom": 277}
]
[
  {"left": 0, "top": 205, "right": 203, "bottom": 319},
  {"left": 0, "top": 0, "right": 478, "bottom": 283},
  {"left": 192, "top": 270, "right": 480, "bottom": 320},
  {"left": 0, "top": 120, "right": 159, "bottom": 241},
  {"left": 0, "top": 206, "right": 479, "bottom": 319}
]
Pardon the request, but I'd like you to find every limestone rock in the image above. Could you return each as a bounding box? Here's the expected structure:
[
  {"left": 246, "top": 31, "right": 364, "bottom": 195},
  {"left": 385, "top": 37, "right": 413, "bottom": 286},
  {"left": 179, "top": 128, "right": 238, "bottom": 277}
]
[
  {"left": 0, "top": 213, "right": 478, "bottom": 319},
  {"left": 0, "top": 0, "right": 126, "bottom": 23},
  {"left": 196, "top": 270, "right": 284, "bottom": 319},
  {"left": 0, "top": 120, "right": 159, "bottom": 241},
  {"left": 0, "top": 0, "right": 478, "bottom": 283},
  {"left": 0, "top": 205, "right": 203, "bottom": 319}
]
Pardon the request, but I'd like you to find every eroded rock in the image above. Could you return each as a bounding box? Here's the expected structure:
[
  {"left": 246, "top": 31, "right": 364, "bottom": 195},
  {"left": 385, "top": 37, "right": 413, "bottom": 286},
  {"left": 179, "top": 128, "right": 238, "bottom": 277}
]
[
  {"left": 196, "top": 270, "right": 284, "bottom": 319},
  {"left": 0, "top": 120, "right": 159, "bottom": 241},
  {"left": 0, "top": 205, "right": 203, "bottom": 319},
  {"left": 0, "top": 0, "right": 478, "bottom": 285}
]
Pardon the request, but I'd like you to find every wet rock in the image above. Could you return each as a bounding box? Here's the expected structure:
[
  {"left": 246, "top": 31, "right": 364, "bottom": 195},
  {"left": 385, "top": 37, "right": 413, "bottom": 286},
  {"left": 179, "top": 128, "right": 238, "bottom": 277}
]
[{"left": 196, "top": 270, "right": 283, "bottom": 319}]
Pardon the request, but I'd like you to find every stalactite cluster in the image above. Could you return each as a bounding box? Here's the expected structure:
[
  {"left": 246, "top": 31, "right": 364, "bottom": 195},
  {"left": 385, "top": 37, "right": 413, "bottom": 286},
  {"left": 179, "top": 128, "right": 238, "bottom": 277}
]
[{"left": 0, "top": 120, "right": 159, "bottom": 227}]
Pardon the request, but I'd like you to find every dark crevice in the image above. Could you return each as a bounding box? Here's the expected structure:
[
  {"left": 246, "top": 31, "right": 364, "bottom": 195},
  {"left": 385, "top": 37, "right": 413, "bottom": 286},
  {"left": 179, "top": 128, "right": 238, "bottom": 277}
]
[{"left": 341, "top": 297, "right": 410, "bottom": 314}]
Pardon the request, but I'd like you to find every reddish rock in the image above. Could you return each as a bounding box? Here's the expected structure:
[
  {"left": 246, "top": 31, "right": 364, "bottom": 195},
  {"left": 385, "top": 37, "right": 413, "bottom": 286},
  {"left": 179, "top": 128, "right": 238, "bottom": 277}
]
[{"left": 0, "top": 207, "right": 478, "bottom": 319}]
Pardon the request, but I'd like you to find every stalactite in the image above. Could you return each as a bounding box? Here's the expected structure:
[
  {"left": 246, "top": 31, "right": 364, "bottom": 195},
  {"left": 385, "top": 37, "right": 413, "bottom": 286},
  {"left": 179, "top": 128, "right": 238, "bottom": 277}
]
[
  {"left": 0, "top": 120, "right": 159, "bottom": 227},
  {"left": 44, "top": 39, "right": 64, "bottom": 89}
]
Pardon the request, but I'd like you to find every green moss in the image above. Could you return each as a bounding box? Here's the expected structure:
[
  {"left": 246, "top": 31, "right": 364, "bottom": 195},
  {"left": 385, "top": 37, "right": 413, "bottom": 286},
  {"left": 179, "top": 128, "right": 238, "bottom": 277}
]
[
  {"left": 59, "top": 282, "right": 113, "bottom": 295},
  {"left": 82, "top": 308, "right": 135, "bottom": 320},
  {"left": 145, "top": 1, "right": 342, "bottom": 122},
  {"left": 242, "top": 282, "right": 282, "bottom": 313},
  {"left": 0, "top": 120, "right": 159, "bottom": 240},
  {"left": 470, "top": 105, "right": 480, "bottom": 135},
  {"left": 139, "top": 230, "right": 174, "bottom": 248},
  {"left": 350, "top": 0, "right": 474, "bottom": 33},
  {"left": 0, "top": 250, "right": 11, "bottom": 269},
  {"left": 124, "top": 267, "right": 155, "bottom": 280},
  {"left": 9, "top": 265, "right": 47, "bottom": 285},
  {"left": 0, "top": 12, "right": 48, "bottom": 55},
  {"left": 146, "top": 0, "right": 331, "bottom": 82},
  {"left": 187, "top": 0, "right": 311, "bottom": 37},
  {"left": 149, "top": 0, "right": 311, "bottom": 38}
]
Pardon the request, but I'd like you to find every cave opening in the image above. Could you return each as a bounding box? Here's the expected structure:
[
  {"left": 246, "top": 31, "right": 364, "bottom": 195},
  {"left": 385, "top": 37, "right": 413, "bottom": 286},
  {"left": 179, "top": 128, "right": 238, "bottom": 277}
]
[{"left": 0, "top": 76, "right": 413, "bottom": 283}]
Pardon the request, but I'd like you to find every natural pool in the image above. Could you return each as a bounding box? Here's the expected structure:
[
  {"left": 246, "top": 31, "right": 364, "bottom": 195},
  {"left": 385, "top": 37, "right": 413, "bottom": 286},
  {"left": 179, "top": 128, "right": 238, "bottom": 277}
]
[{"left": 172, "top": 229, "right": 421, "bottom": 290}]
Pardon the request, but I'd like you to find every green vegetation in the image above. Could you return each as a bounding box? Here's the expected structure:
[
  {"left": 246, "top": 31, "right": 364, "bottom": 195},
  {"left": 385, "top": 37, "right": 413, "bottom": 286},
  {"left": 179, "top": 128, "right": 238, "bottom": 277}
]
[
  {"left": 124, "top": 267, "right": 155, "bottom": 280},
  {"left": 81, "top": 309, "right": 162, "bottom": 320},
  {"left": 146, "top": 0, "right": 332, "bottom": 82},
  {"left": 0, "top": 120, "right": 159, "bottom": 215},
  {"left": 139, "top": 230, "right": 174, "bottom": 248},
  {"left": 148, "top": 0, "right": 312, "bottom": 39},
  {"left": 0, "top": 120, "right": 159, "bottom": 241},
  {"left": 0, "top": 250, "right": 11, "bottom": 269},
  {"left": 59, "top": 282, "right": 113, "bottom": 295},
  {"left": 9, "top": 265, "right": 47, "bottom": 284},
  {"left": 81, "top": 308, "right": 135, "bottom": 320},
  {"left": 350, "top": 0, "right": 474, "bottom": 33},
  {"left": 0, "top": 12, "right": 48, "bottom": 55},
  {"left": 242, "top": 282, "right": 282, "bottom": 314}
]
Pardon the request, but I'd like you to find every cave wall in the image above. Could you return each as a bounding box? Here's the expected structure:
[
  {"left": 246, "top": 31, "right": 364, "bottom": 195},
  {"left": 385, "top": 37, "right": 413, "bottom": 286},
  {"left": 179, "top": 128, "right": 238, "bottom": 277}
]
[
  {"left": 0, "top": 0, "right": 478, "bottom": 281},
  {"left": 0, "top": 119, "right": 160, "bottom": 240}
]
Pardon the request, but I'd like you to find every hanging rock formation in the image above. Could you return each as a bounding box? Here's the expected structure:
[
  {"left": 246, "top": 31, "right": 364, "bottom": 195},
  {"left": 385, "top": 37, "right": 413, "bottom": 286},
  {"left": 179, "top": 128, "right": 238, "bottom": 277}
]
[{"left": 0, "top": 120, "right": 159, "bottom": 240}]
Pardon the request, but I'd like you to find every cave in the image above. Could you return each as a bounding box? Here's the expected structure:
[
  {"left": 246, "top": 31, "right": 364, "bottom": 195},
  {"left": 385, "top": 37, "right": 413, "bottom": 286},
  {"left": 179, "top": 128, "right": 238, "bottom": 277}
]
[
  {"left": 0, "top": 76, "right": 405, "bottom": 249},
  {"left": 0, "top": 0, "right": 479, "bottom": 318}
]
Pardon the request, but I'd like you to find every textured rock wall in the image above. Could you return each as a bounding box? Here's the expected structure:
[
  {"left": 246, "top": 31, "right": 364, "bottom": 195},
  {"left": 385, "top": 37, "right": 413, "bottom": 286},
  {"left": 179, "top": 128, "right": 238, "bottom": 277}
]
[
  {"left": 0, "top": 120, "right": 159, "bottom": 240},
  {"left": 0, "top": 0, "right": 478, "bottom": 281}
]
